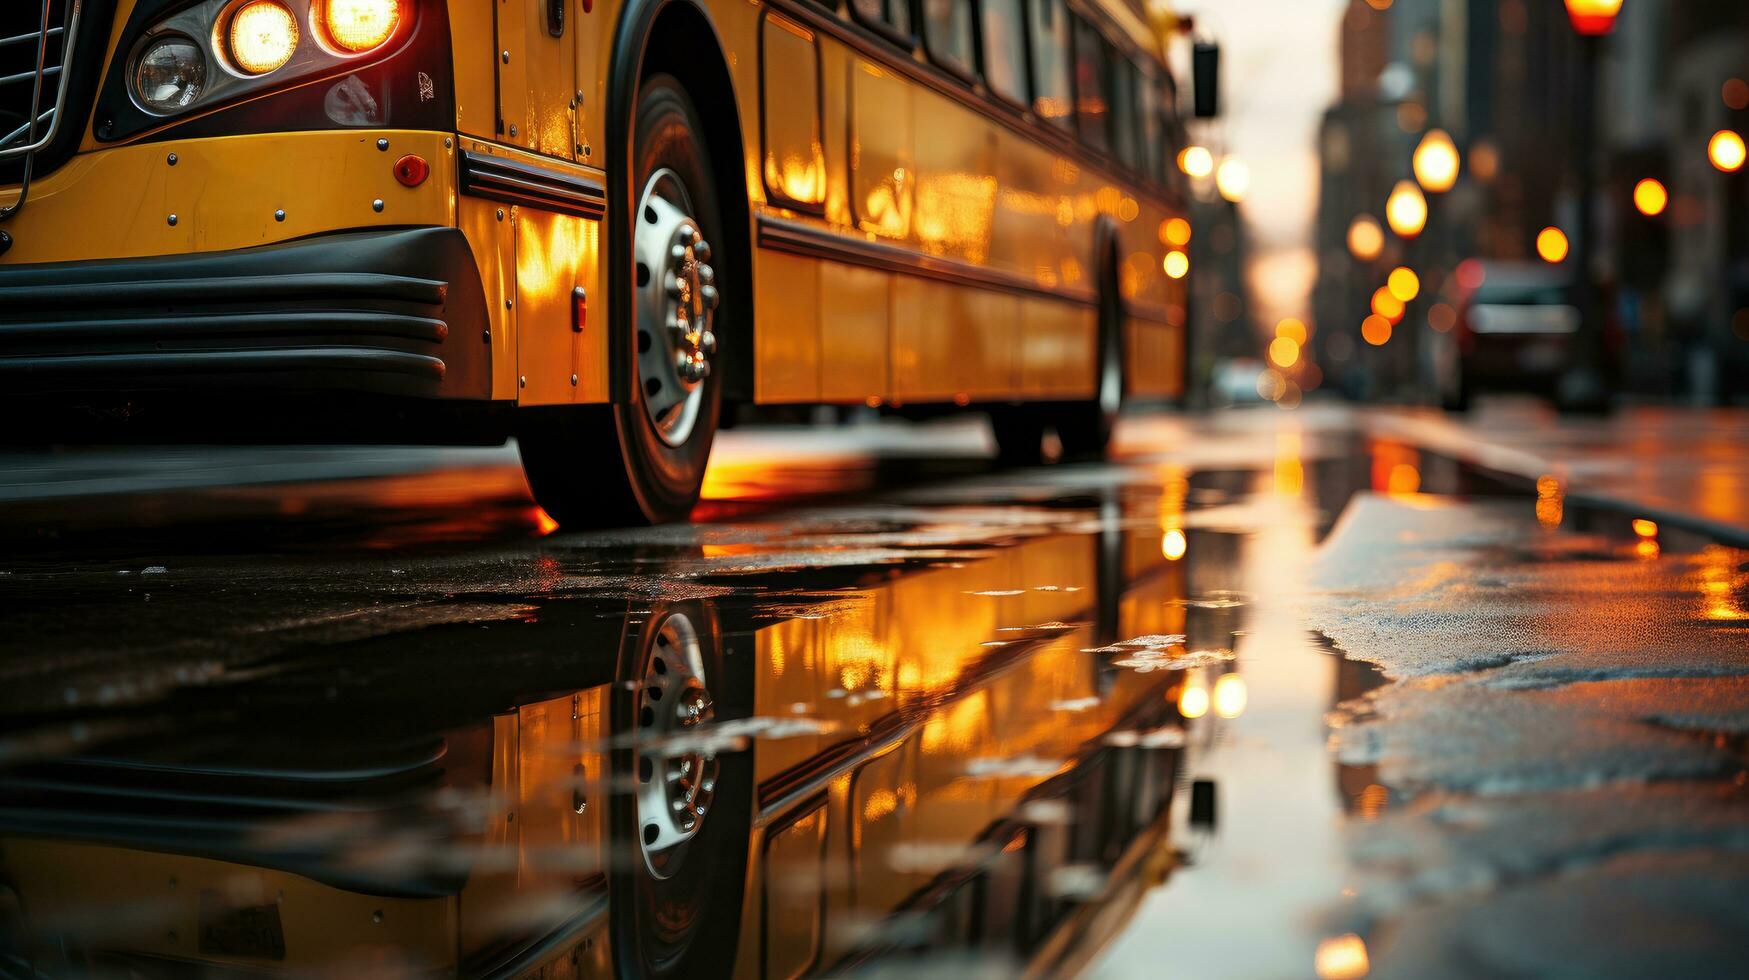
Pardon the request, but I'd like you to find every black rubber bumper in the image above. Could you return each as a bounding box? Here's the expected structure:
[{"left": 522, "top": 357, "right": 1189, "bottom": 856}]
[{"left": 0, "top": 227, "right": 492, "bottom": 400}]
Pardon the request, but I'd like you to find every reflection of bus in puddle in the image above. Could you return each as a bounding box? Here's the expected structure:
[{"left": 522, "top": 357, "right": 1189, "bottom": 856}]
[{"left": 0, "top": 523, "right": 1188, "bottom": 977}]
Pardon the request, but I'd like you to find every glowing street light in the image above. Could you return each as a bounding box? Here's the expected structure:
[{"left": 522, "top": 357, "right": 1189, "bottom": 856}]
[
  {"left": 1536, "top": 226, "right": 1571, "bottom": 264},
  {"left": 1216, "top": 156, "right": 1250, "bottom": 202},
  {"left": 1412, "top": 129, "right": 1460, "bottom": 193},
  {"left": 1385, "top": 180, "right": 1427, "bottom": 239},
  {"left": 1347, "top": 215, "right": 1385, "bottom": 261},
  {"left": 1632, "top": 178, "right": 1668, "bottom": 216},
  {"left": 1709, "top": 130, "right": 1746, "bottom": 173},
  {"left": 1563, "top": 0, "right": 1622, "bottom": 36}
]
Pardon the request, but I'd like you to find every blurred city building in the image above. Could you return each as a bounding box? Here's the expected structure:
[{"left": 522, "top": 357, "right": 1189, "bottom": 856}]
[{"left": 1315, "top": 0, "right": 1749, "bottom": 405}]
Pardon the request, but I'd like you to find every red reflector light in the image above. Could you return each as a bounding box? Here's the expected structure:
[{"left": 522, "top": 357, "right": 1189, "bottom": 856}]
[
  {"left": 572, "top": 286, "right": 586, "bottom": 332},
  {"left": 393, "top": 154, "right": 429, "bottom": 187}
]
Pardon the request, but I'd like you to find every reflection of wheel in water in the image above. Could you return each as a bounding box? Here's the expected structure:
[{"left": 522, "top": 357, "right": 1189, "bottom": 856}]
[
  {"left": 610, "top": 601, "right": 751, "bottom": 978},
  {"left": 633, "top": 611, "right": 718, "bottom": 880}
]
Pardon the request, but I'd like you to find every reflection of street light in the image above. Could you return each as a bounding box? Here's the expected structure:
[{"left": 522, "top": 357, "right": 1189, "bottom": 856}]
[
  {"left": 1385, "top": 180, "right": 1427, "bottom": 238},
  {"left": 1412, "top": 129, "right": 1460, "bottom": 193},
  {"left": 1563, "top": 0, "right": 1622, "bottom": 36},
  {"left": 1709, "top": 130, "right": 1746, "bottom": 173},
  {"left": 1348, "top": 215, "right": 1385, "bottom": 260}
]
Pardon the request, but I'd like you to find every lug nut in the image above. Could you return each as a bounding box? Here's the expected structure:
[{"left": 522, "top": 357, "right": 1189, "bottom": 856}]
[
  {"left": 670, "top": 243, "right": 687, "bottom": 262},
  {"left": 701, "top": 330, "right": 716, "bottom": 354},
  {"left": 694, "top": 240, "right": 711, "bottom": 261},
  {"left": 701, "top": 284, "right": 718, "bottom": 310},
  {"left": 697, "top": 263, "right": 714, "bottom": 284}
]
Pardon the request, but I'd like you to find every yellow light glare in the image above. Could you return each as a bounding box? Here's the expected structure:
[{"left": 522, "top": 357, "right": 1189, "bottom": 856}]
[
  {"left": 1163, "top": 250, "right": 1190, "bottom": 279},
  {"left": 1177, "top": 682, "right": 1210, "bottom": 719},
  {"left": 1269, "top": 336, "right": 1301, "bottom": 369},
  {"left": 1708, "top": 130, "right": 1746, "bottom": 173},
  {"left": 1347, "top": 215, "right": 1385, "bottom": 261},
  {"left": 1632, "top": 178, "right": 1668, "bottom": 217},
  {"left": 1386, "top": 180, "right": 1428, "bottom": 239},
  {"left": 1276, "top": 318, "right": 1308, "bottom": 344},
  {"left": 1315, "top": 934, "right": 1371, "bottom": 980},
  {"left": 1361, "top": 314, "right": 1392, "bottom": 346},
  {"left": 1536, "top": 226, "right": 1570, "bottom": 264},
  {"left": 1632, "top": 518, "right": 1658, "bottom": 538},
  {"left": 1161, "top": 528, "right": 1187, "bottom": 561},
  {"left": 323, "top": 0, "right": 401, "bottom": 53},
  {"left": 1387, "top": 267, "right": 1421, "bottom": 302},
  {"left": 1163, "top": 216, "right": 1192, "bottom": 246},
  {"left": 1372, "top": 287, "right": 1405, "bottom": 322},
  {"left": 1178, "top": 145, "right": 1214, "bottom": 178},
  {"left": 1216, "top": 156, "right": 1250, "bottom": 202},
  {"left": 229, "top": 1, "right": 298, "bottom": 75},
  {"left": 1412, "top": 128, "right": 1461, "bottom": 193},
  {"left": 1212, "top": 674, "right": 1248, "bottom": 719}
]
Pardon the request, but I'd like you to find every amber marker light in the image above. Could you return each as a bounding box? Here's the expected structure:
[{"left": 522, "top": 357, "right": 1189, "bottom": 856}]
[
  {"left": 1385, "top": 180, "right": 1427, "bottom": 239},
  {"left": 1412, "top": 128, "right": 1460, "bottom": 193},
  {"left": 1164, "top": 250, "right": 1190, "bottom": 279},
  {"left": 1632, "top": 178, "right": 1668, "bottom": 216},
  {"left": 1709, "top": 130, "right": 1746, "bottom": 173},
  {"left": 1387, "top": 267, "right": 1420, "bottom": 302},
  {"left": 1347, "top": 215, "right": 1384, "bottom": 261},
  {"left": 228, "top": 1, "right": 299, "bottom": 75},
  {"left": 1536, "top": 226, "right": 1570, "bottom": 264},
  {"left": 322, "top": 0, "right": 402, "bottom": 53}
]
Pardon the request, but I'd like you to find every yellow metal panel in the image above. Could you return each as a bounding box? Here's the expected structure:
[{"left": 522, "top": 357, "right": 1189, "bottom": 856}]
[
  {"left": 965, "top": 289, "right": 1020, "bottom": 398},
  {"left": 911, "top": 90, "right": 997, "bottom": 265},
  {"left": 818, "top": 39, "right": 853, "bottom": 227},
  {"left": 848, "top": 60, "right": 912, "bottom": 240},
  {"left": 515, "top": 207, "right": 590, "bottom": 405},
  {"left": 0, "top": 130, "right": 454, "bottom": 265},
  {"left": 449, "top": 0, "right": 499, "bottom": 140},
  {"left": 459, "top": 194, "right": 520, "bottom": 402},
  {"left": 1019, "top": 298, "right": 1097, "bottom": 398},
  {"left": 0, "top": 839, "right": 458, "bottom": 972},
  {"left": 763, "top": 806, "right": 828, "bottom": 980},
  {"left": 817, "top": 262, "right": 888, "bottom": 403},
  {"left": 1126, "top": 320, "right": 1184, "bottom": 398},
  {"left": 503, "top": 0, "right": 579, "bottom": 159},
  {"left": 754, "top": 251, "right": 821, "bottom": 402},
  {"left": 761, "top": 13, "right": 825, "bottom": 210}
]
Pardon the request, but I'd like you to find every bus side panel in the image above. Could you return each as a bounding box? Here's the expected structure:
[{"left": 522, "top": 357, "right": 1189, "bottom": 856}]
[
  {"left": 1020, "top": 298, "right": 1097, "bottom": 398},
  {"left": 754, "top": 252, "right": 822, "bottom": 402},
  {"left": 448, "top": 0, "right": 498, "bottom": 142},
  {"left": 1125, "top": 319, "right": 1184, "bottom": 399},
  {"left": 515, "top": 208, "right": 597, "bottom": 405},
  {"left": 458, "top": 193, "right": 521, "bottom": 402},
  {"left": 818, "top": 263, "right": 889, "bottom": 404},
  {"left": 848, "top": 60, "right": 913, "bottom": 240}
]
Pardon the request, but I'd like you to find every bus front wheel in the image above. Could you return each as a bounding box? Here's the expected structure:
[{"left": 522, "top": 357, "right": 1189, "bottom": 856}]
[{"left": 520, "top": 75, "right": 725, "bottom": 527}]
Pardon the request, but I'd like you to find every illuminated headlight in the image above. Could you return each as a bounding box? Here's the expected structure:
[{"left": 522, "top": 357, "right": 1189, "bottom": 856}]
[
  {"left": 321, "top": 0, "right": 401, "bottom": 53},
  {"left": 227, "top": 0, "right": 299, "bottom": 75},
  {"left": 134, "top": 36, "right": 207, "bottom": 112}
]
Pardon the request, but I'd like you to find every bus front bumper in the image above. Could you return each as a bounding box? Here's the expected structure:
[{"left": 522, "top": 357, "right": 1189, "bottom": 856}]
[{"left": 0, "top": 227, "right": 491, "bottom": 401}]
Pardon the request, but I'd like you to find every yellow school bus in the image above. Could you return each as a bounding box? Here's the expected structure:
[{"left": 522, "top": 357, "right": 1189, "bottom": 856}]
[{"left": 0, "top": 0, "right": 1191, "bottom": 525}]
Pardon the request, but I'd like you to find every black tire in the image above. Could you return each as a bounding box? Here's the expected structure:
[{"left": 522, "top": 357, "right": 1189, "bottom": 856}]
[
  {"left": 607, "top": 601, "right": 752, "bottom": 979},
  {"left": 519, "top": 75, "right": 726, "bottom": 527},
  {"left": 989, "top": 405, "right": 1046, "bottom": 466},
  {"left": 1053, "top": 246, "right": 1123, "bottom": 459}
]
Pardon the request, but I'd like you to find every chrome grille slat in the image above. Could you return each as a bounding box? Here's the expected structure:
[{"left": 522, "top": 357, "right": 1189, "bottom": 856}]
[
  {"left": 0, "top": 0, "right": 81, "bottom": 162},
  {"left": 1, "top": 65, "right": 62, "bottom": 88}
]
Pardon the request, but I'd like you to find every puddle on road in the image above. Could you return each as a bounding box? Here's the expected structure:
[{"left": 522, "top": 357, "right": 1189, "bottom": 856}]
[{"left": 1, "top": 422, "right": 1746, "bottom": 977}]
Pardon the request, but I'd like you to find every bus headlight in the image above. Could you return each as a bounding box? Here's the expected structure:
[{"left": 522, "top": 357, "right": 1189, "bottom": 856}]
[
  {"left": 134, "top": 36, "right": 207, "bottom": 112},
  {"left": 321, "top": 0, "right": 401, "bottom": 53},
  {"left": 227, "top": 1, "right": 299, "bottom": 75}
]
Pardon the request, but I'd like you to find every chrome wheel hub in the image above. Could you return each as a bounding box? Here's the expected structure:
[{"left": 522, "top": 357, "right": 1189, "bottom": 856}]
[
  {"left": 633, "top": 611, "right": 718, "bottom": 879},
  {"left": 635, "top": 168, "right": 719, "bottom": 447}
]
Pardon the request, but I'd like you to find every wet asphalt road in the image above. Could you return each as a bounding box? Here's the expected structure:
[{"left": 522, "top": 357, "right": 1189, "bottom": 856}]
[{"left": 0, "top": 404, "right": 1746, "bottom": 978}]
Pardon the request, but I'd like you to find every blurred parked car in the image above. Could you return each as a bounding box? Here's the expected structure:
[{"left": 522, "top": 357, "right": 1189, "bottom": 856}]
[{"left": 1431, "top": 261, "right": 1613, "bottom": 411}]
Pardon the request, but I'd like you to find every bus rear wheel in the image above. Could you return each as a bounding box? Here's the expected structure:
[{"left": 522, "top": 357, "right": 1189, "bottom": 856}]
[{"left": 520, "top": 75, "right": 725, "bottom": 527}]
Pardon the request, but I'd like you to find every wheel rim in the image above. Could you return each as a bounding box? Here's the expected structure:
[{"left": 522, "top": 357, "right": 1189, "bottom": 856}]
[
  {"left": 634, "top": 168, "right": 719, "bottom": 447},
  {"left": 633, "top": 611, "right": 718, "bottom": 880}
]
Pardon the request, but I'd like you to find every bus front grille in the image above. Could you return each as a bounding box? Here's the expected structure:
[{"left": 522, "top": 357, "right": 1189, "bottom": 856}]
[{"left": 2, "top": 0, "right": 83, "bottom": 186}]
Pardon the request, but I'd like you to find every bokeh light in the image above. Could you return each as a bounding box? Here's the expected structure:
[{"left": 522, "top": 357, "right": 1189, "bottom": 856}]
[
  {"left": 1361, "top": 314, "right": 1393, "bottom": 346},
  {"left": 1276, "top": 317, "right": 1308, "bottom": 344},
  {"left": 1178, "top": 680, "right": 1210, "bottom": 719},
  {"left": 1709, "top": 130, "right": 1746, "bottom": 173},
  {"left": 1161, "top": 528, "right": 1187, "bottom": 561},
  {"left": 1372, "top": 287, "right": 1406, "bottom": 322},
  {"left": 1536, "top": 226, "right": 1570, "bottom": 264},
  {"left": 1386, "top": 180, "right": 1428, "bottom": 238},
  {"left": 1428, "top": 302, "right": 1457, "bottom": 332},
  {"left": 1269, "top": 336, "right": 1301, "bottom": 368},
  {"left": 1216, "top": 156, "right": 1251, "bottom": 202},
  {"left": 1178, "top": 145, "right": 1214, "bottom": 178},
  {"left": 1162, "top": 217, "right": 1192, "bottom": 246},
  {"left": 1412, "top": 128, "right": 1460, "bottom": 193},
  {"left": 1163, "top": 250, "right": 1190, "bottom": 279},
  {"left": 1387, "top": 267, "right": 1421, "bottom": 302},
  {"left": 1632, "top": 178, "right": 1668, "bottom": 216},
  {"left": 1347, "top": 215, "right": 1385, "bottom": 261},
  {"left": 1213, "top": 674, "right": 1248, "bottom": 719}
]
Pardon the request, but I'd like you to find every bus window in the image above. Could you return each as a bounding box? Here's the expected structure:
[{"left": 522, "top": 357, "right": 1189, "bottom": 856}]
[
  {"left": 1072, "top": 16, "right": 1109, "bottom": 153},
  {"left": 1138, "top": 64, "right": 1162, "bottom": 184},
  {"left": 1110, "top": 48, "right": 1141, "bottom": 172},
  {"left": 982, "top": 0, "right": 1030, "bottom": 106},
  {"left": 1027, "top": 0, "right": 1073, "bottom": 129},
  {"left": 921, "top": 0, "right": 976, "bottom": 78},
  {"left": 851, "top": 0, "right": 912, "bottom": 38}
]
